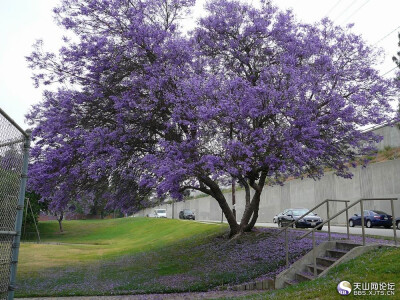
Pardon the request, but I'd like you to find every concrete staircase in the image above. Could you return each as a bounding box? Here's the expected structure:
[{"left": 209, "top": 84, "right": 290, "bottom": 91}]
[
  {"left": 275, "top": 240, "right": 381, "bottom": 289},
  {"left": 230, "top": 240, "right": 384, "bottom": 291}
]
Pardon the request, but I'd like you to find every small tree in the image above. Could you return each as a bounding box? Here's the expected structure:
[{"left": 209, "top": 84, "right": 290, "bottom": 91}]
[
  {"left": 54, "top": 211, "right": 64, "bottom": 232},
  {"left": 22, "top": 191, "right": 44, "bottom": 238}
]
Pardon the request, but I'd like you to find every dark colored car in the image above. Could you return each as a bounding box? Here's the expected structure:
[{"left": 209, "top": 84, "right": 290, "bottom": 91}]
[
  {"left": 349, "top": 210, "right": 392, "bottom": 228},
  {"left": 278, "top": 208, "right": 323, "bottom": 230},
  {"left": 273, "top": 209, "right": 290, "bottom": 223},
  {"left": 396, "top": 217, "right": 400, "bottom": 230},
  {"left": 179, "top": 209, "right": 195, "bottom": 220}
]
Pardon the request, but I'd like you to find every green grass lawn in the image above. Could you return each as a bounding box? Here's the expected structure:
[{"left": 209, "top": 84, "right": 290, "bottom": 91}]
[
  {"left": 17, "top": 218, "right": 320, "bottom": 297},
  {"left": 17, "top": 217, "right": 230, "bottom": 296},
  {"left": 16, "top": 218, "right": 399, "bottom": 298},
  {"left": 222, "top": 246, "right": 400, "bottom": 300},
  {"left": 18, "top": 217, "right": 227, "bottom": 274}
]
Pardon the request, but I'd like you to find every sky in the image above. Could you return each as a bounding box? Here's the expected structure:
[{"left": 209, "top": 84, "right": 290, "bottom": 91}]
[{"left": 1, "top": 0, "right": 400, "bottom": 128}]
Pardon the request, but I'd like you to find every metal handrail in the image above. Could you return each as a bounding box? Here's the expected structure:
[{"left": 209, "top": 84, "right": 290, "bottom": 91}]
[
  {"left": 296, "top": 197, "right": 398, "bottom": 277},
  {"left": 298, "top": 199, "right": 363, "bottom": 239},
  {"left": 299, "top": 198, "right": 398, "bottom": 242},
  {"left": 275, "top": 199, "right": 350, "bottom": 267},
  {"left": 276, "top": 199, "right": 350, "bottom": 238}
]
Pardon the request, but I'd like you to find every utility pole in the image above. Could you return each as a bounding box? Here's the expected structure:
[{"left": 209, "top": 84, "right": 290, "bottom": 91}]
[
  {"left": 232, "top": 178, "right": 236, "bottom": 219},
  {"left": 229, "top": 123, "right": 236, "bottom": 220}
]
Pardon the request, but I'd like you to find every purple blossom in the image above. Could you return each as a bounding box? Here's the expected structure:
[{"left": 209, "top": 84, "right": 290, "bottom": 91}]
[{"left": 26, "top": 0, "right": 398, "bottom": 235}]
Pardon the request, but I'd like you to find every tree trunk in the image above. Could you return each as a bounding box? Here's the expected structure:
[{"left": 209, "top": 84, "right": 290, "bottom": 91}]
[
  {"left": 92, "top": 199, "right": 98, "bottom": 216},
  {"left": 57, "top": 212, "right": 64, "bottom": 233},
  {"left": 58, "top": 219, "right": 63, "bottom": 232},
  {"left": 215, "top": 193, "right": 240, "bottom": 237},
  {"left": 197, "top": 174, "right": 267, "bottom": 238},
  {"left": 199, "top": 176, "right": 240, "bottom": 237},
  {"left": 244, "top": 202, "right": 259, "bottom": 232},
  {"left": 239, "top": 172, "right": 267, "bottom": 233},
  {"left": 239, "top": 190, "right": 260, "bottom": 231}
]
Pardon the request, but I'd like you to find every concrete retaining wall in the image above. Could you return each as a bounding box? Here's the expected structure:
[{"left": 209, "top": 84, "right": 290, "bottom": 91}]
[
  {"left": 137, "top": 125, "right": 400, "bottom": 225},
  {"left": 373, "top": 124, "right": 400, "bottom": 150}
]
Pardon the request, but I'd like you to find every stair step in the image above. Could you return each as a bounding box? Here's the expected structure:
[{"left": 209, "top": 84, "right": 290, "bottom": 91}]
[
  {"left": 284, "top": 280, "right": 299, "bottom": 287},
  {"left": 306, "top": 263, "right": 327, "bottom": 274},
  {"left": 316, "top": 256, "right": 338, "bottom": 267},
  {"left": 336, "top": 241, "right": 362, "bottom": 251},
  {"left": 326, "top": 248, "right": 348, "bottom": 258},
  {"left": 295, "top": 272, "right": 315, "bottom": 282}
]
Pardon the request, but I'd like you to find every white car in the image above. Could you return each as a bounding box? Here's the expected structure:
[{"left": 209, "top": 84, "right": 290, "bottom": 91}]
[{"left": 154, "top": 209, "right": 167, "bottom": 218}]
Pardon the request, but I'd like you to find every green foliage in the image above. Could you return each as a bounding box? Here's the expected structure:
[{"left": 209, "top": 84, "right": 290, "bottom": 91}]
[
  {"left": 378, "top": 146, "right": 399, "bottom": 160},
  {"left": 384, "top": 145, "right": 393, "bottom": 152},
  {"left": 22, "top": 191, "right": 45, "bottom": 239}
]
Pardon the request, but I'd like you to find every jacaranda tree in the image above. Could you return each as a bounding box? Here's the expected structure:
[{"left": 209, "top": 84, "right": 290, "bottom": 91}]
[{"left": 27, "top": 0, "right": 397, "bottom": 236}]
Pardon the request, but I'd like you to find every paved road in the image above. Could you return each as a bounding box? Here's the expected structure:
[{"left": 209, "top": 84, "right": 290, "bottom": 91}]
[
  {"left": 257, "top": 222, "right": 398, "bottom": 238},
  {"left": 198, "top": 220, "right": 398, "bottom": 238}
]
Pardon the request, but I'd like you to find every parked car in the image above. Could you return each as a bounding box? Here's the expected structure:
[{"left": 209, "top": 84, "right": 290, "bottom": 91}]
[
  {"left": 146, "top": 213, "right": 157, "bottom": 218},
  {"left": 396, "top": 217, "right": 400, "bottom": 230},
  {"left": 273, "top": 209, "right": 290, "bottom": 223},
  {"left": 154, "top": 209, "right": 167, "bottom": 218},
  {"left": 179, "top": 209, "right": 195, "bottom": 220},
  {"left": 278, "top": 208, "right": 323, "bottom": 230},
  {"left": 349, "top": 210, "right": 392, "bottom": 228}
]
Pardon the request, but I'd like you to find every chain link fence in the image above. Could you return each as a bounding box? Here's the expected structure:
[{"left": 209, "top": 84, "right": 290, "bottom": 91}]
[{"left": 0, "top": 108, "right": 30, "bottom": 300}]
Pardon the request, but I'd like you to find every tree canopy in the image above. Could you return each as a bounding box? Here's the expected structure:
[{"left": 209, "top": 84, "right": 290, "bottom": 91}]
[{"left": 27, "top": 0, "right": 397, "bottom": 236}]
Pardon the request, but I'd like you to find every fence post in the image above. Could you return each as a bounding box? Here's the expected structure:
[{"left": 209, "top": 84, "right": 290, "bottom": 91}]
[
  {"left": 345, "top": 201, "right": 350, "bottom": 240},
  {"left": 327, "top": 201, "right": 330, "bottom": 241},
  {"left": 390, "top": 199, "right": 397, "bottom": 246},
  {"left": 360, "top": 200, "right": 365, "bottom": 246},
  {"left": 312, "top": 230, "right": 317, "bottom": 277},
  {"left": 285, "top": 228, "right": 289, "bottom": 267},
  {"left": 7, "top": 130, "right": 31, "bottom": 300}
]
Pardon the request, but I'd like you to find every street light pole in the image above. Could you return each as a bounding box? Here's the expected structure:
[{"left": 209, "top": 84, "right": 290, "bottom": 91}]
[{"left": 232, "top": 178, "right": 236, "bottom": 220}]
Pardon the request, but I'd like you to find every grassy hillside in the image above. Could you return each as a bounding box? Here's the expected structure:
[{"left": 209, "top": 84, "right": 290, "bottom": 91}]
[
  {"left": 17, "top": 218, "right": 236, "bottom": 297},
  {"left": 19, "top": 217, "right": 227, "bottom": 271},
  {"left": 16, "top": 219, "right": 396, "bottom": 297},
  {"left": 16, "top": 219, "right": 296, "bottom": 297}
]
